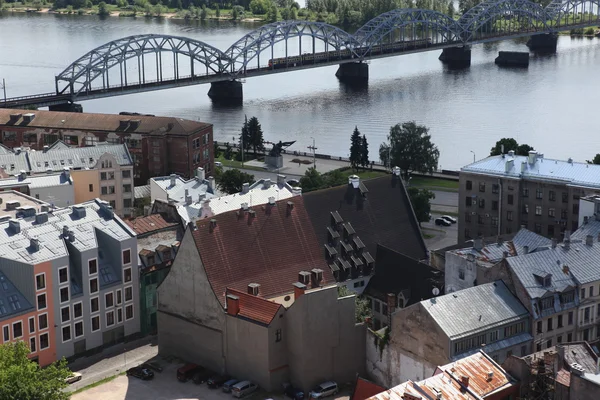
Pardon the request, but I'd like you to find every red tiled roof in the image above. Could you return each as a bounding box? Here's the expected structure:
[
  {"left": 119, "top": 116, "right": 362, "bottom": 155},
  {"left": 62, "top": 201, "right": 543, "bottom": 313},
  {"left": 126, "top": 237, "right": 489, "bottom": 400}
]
[
  {"left": 126, "top": 214, "right": 178, "bottom": 235},
  {"left": 227, "top": 288, "right": 282, "bottom": 325},
  {"left": 555, "top": 369, "right": 571, "bottom": 387},
  {"left": 351, "top": 377, "right": 386, "bottom": 400},
  {"left": 193, "top": 197, "right": 333, "bottom": 306}
]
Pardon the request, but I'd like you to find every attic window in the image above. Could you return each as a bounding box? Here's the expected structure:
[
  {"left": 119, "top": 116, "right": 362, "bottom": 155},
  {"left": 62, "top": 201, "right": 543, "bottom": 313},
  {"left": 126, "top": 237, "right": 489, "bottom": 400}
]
[
  {"left": 540, "top": 296, "right": 554, "bottom": 310},
  {"left": 162, "top": 250, "right": 171, "bottom": 261}
]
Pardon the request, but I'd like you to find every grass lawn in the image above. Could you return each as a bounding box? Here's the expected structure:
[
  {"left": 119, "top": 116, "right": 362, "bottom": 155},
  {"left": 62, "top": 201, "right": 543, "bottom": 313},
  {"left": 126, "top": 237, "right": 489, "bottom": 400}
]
[
  {"left": 353, "top": 169, "right": 387, "bottom": 180},
  {"left": 423, "top": 233, "right": 435, "bottom": 239},
  {"left": 410, "top": 177, "right": 459, "bottom": 191},
  {"left": 216, "top": 155, "right": 267, "bottom": 173}
]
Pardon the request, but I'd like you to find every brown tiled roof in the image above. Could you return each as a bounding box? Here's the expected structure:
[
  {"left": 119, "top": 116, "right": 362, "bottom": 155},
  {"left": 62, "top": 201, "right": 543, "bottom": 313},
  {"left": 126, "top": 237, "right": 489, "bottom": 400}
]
[
  {"left": 126, "top": 214, "right": 178, "bottom": 235},
  {"left": 0, "top": 109, "right": 211, "bottom": 136},
  {"left": 351, "top": 377, "right": 386, "bottom": 400},
  {"left": 303, "top": 175, "right": 427, "bottom": 262},
  {"left": 193, "top": 197, "right": 333, "bottom": 306},
  {"left": 227, "top": 288, "right": 282, "bottom": 326}
]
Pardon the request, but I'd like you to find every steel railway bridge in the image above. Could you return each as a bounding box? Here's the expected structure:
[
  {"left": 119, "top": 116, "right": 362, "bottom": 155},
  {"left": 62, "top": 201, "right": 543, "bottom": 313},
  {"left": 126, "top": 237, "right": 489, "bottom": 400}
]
[{"left": 2, "top": 0, "right": 600, "bottom": 109}]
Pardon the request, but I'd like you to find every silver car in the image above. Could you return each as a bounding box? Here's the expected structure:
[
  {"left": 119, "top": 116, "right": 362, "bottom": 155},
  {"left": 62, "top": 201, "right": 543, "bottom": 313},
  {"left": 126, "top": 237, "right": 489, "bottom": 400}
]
[
  {"left": 309, "top": 381, "right": 338, "bottom": 399},
  {"left": 231, "top": 380, "right": 258, "bottom": 398}
]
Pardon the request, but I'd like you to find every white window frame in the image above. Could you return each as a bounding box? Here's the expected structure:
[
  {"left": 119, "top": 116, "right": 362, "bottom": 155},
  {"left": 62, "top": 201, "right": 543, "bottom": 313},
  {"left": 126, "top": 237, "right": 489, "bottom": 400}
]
[
  {"left": 106, "top": 310, "right": 115, "bottom": 327},
  {"left": 88, "top": 258, "right": 98, "bottom": 276},
  {"left": 73, "top": 301, "right": 83, "bottom": 320},
  {"left": 105, "top": 292, "right": 114, "bottom": 308},
  {"left": 117, "top": 308, "right": 123, "bottom": 324},
  {"left": 123, "top": 267, "right": 132, "bottom": 283},
  {"left": 60, "top": 305, "right": 70, "bottom": 323},
  {"left": 122, "top": 248, "right": 132, "bottom": 266},
  {"left": 91, "top": 315, "right": 100, "bottom": 333},
  {"left": 59, "top": 286, "right": 70, "bottom": 305},
  {"left": 61, "top": 325, "right": 72, "bottom": 343},
  {"left": 29, "top": 336, "right": 36, "bottom": 353},
  {"left": 116, "top": 289, "right": 122, "bottom": 305},
  {"left": 58, "top": 266, "right": 69, "bottom": 285},
  {"left": 2, "top": 324, "right": 9, "bottom": 342},
  {"left": 37, "top": 293, "right": 47, "bottom": 311},
  {"left": 39, "top": 332, "right": 49, "bottom": 350},
  {"left": 90, "top": 296, "right": 100, "bottom": 314},
  {"left": 125, "top": 304, "right": 134, "bottom": 321},
  {"left": 124, "top": 286, "right": 133, "bottom": 303},
  {"left": 89, "top": 277, "right": 99, "bottom": 294},
  {"left": 38, "top": 312, "right": 49, "bottom": 331},
  {"left": 12, "top": 321, "right": 23, "bottom": 340},
  {"left": 28, "top": 316, "right": 35, "bottom": 334},
  {"left": 74, "top": 321, "right": 84, "bottom": 338},
  {"left": 35, "top": 272, "right": 46, "bottom": 292}
]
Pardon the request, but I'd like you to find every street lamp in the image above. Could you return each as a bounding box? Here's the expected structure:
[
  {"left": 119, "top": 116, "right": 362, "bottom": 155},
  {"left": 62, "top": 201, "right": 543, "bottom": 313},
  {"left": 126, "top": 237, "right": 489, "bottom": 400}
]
[
  {"left": 470, "top": 150, "right": 475, "bottom": 163},
  {"left": 308, "top": 137, "right": 317, "bottom": 169}
]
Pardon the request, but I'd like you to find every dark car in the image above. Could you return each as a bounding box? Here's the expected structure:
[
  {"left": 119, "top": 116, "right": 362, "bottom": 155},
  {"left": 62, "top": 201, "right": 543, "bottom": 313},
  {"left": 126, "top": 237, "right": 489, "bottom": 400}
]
[
  {"left": 284, "top": 383, "right": 305, "bottom": 400},
  {"left": 435, "top": 217, "right": 451, "bottom": 226},
  {"left": 207, "top": 374, "right": 231, "bottom": 388},
  {"left": 141, "top": 362, "right": 163, "bottom": 373},
  {"left": 177, "top": 363, "right": 202, "bottom": 382},
  {"left": 127, "top": 366, "right": 154, "bottom": 380},
  {"left": 192, "top": 367, "right": 214, "bottom": 384}
]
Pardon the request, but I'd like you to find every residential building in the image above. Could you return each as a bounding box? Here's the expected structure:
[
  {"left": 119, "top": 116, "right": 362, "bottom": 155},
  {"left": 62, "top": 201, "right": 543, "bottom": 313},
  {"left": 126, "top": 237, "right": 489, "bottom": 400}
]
[
  {"left": 0, "top": 109, "right": 214, "bottom": 185},
  {"left": 459, "top": 150, "right": 600, "bottom": 243},
  {"left": 367, "top": 281, "right": 532, "bottom": 386},
  {"left": 363, "top": 244, "right": 444, "bottom": 330},
  {"left": 303, "top": 172, "right": 428, "bottom": 293},
  {"left": 0, "top": 169, "right": 74, "bottom": 208},
  {"left": 157, "top": 196, "right": 365, "bottom": 391},
  {"left": 503, "top": 342, "right": 600, "bottom": 400},
  {"left": 443, "top": 228, "right": 551, "bottom": 293},
  {"left": 366, "top": 351, "right": 520, "bottom": 400},
  {"left": 0, "top": 195, "right": 140, "bottom": 364},
  {"left": 126, "top": 213, "right": 182, "bottom": 336}
]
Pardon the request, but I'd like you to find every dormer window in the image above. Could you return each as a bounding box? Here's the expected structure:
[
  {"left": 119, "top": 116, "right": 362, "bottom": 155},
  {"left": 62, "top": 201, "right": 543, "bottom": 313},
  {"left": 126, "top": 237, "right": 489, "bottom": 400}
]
[
  {"left": 540, "top": 296, "right": 554, "bottom": 311},
  {"left": 560, "top": 290, "right": 575, "bottom": 304}
]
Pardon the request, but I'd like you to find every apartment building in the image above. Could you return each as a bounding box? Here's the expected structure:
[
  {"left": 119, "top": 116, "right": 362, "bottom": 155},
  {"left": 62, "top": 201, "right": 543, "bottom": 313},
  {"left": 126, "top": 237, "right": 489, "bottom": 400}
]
[
  {"left": 458, "top": 150, "right": 600, "bottom": 243},
  {"left": 0, "top": 169, "right": 74, "bottom": 208},
  {"left": 0, "top": 109, "right": 214, "bottom": 186},
  {"left": 0, "top": 194, "right": 139, "bottom": 364}
]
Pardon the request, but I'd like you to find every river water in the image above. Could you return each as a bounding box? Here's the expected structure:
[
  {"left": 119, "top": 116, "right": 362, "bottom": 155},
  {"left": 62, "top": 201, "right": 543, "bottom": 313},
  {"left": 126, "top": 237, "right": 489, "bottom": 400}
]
[{"left": 1, "top": 12, "right": 599, "bottom": 170}]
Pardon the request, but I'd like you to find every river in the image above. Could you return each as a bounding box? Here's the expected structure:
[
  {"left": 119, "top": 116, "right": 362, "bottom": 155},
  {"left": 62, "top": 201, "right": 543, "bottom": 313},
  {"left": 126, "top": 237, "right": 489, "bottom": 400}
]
[{"left": 1, "top": 12, "right": 599, "bottom": 170}]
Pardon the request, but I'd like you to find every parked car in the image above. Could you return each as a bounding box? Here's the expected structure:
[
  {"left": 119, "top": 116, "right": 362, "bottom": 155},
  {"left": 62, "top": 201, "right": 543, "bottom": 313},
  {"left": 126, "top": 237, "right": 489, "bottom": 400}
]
[
  {"left": 127, "top": 366, "right": 154, "bottom": 380},
  {"left": 65, "top": 372, "right": 82, "bottom": 385},
  {"left": 309, "top": 381, "right": 338, "bottom": 399},
  {"left": 141, "top": 362, "right": 163, "bottom": 373},
  {"left": 287, "top": 179, "right": 300, "bottom": 187},
  {"left": 435, "top": 217, "right": 452, "bottom": 226},
  {"left": 177, "top": 363, "right": 202, "bottom": 382},
  {"left": 284, "top": 383, "right": 305, "bottom": 400},
  {"left": 192, "top": 368, "right": 214, "bottom": 384},
  {"left": 215, "top": 161, "right": 223, "bottom": 168},
  {"left": 223, "top": 379, "right": 240, "bottom": 393},
  {"left": 208, "top": 374, "right": 231, "bottom": 388},
  {"left": 231, "top": 380, "right": 259, "bottom": 398},
  {"left": 441, "top": 215, "right": 457, "bottom": 224}
]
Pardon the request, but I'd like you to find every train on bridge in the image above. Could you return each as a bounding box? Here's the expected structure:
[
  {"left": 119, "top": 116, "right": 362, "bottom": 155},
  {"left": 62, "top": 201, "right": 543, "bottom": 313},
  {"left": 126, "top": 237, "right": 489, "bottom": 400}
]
[{"left": 268, "top": 38, "right": 432, "bottom": 69}]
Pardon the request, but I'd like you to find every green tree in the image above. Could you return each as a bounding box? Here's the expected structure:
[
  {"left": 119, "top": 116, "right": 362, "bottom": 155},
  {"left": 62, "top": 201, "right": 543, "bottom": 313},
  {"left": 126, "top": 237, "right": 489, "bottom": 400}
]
[
  {"left": 247, "top": 116, "right": 265, "bottom": 156},
  {"left": 337, "top": 286, "right": 371, "bottom": 323},
  {"left": 299, "top": 167, "right": 325, "bottom": 192},
  {"left": 266, "top": 3, "right": 279, "bottom": 21},
  {"left": 218, "top": 169, "right": 255, "bottom": 194},
  {"left": 516, "top": 143, "right": 535, "bottom": 156},
  {"left": 587, "top": 154, "right": 600, "bottom": 165},
  {"left": 447, "top": 0, "right": 454, "bottom": 17},
  {"left": 349, "top": 126, "right": 362, "bottom": 171},
  {"left": 232, "top": 4, "right": 244, "bottom": 19},
  {"left": 98, "top": 1, "right": 109, "bottom": 15},
  {"left": 407, "top": 187, "right": 435, "bottom": 227},
  {"left": 249, "top": 0, "right": 269, "bottom": 14},
  {"left": 215, "top": 4, "right": 220, "bottom": 17},
  {"left": 239, "top": 115, "right": 251, "bottom": 161},
  {"left": 223, "top": 142, "right": 233, "bottom": 160},
  {"left": 200, "top": 4, "right": 207, "bottom": 19},
  {"left": 490, "top": 138, "right": 518, "bottom": 156},
  {"left": 381, "top": 121, "right": 439, "bottom": 179},
  {"left": 0, "top": 341, "right": 72, "bottom": 400},
  {"left": 360, "top": 134, "right": 369, "bottom": 168}
]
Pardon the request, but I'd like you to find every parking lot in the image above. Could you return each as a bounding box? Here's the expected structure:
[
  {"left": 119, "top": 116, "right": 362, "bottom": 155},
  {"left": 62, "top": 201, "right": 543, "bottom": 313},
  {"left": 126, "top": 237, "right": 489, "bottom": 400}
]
[{"left": 71, "top": 356, "right": 352, "bottom": 400}]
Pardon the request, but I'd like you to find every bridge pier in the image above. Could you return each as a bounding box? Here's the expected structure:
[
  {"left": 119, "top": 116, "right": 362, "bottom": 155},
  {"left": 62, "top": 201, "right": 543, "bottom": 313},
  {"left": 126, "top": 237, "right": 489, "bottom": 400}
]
[
  {"left": 527, "top": 34, "right": 558, "bottom": 52},
  {"left": 335, "top": 62, "right": 369, "bottom": 82},
  {"left": 49, "top": 103, "right": 83, "bottom": 113},
  {"left": 207, "top": 80, "right": 243, "bottom": 103},
  {"left": 439, "top": 46, "right": 471, "bottom": 68},
  {"left": 495, "top": 51, "right": 529, "bottom": 67}
]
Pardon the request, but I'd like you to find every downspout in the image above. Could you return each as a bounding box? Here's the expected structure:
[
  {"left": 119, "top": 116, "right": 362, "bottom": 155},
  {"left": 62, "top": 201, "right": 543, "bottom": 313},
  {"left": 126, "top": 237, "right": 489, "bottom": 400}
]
[{"left": 498, "top": 178, "right": 502, "bottom": 237}]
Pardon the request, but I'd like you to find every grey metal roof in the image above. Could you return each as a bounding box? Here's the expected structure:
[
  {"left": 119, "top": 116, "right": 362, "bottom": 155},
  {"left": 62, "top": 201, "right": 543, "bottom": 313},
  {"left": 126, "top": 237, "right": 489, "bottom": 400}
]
[
  {"left": 0, "top": 152, "right": 29, "bottom": 174},
  {"left": 453, "top": 332, "right": 532, "bottom": 361},
  {"left": 134, "top": 185, "right": 150, "bottom": 199},
  {"left": 422, "top": 281, "right": 529, "bottom": 340},
  {"left": 0, "top": 270, "right": 34, "bottom": 321},
  {"left": 28, "top": 143, "right": 132, "bottom": 173},
  {"left": 462, "top": 154, "right": 600, "bottom": 189},
  {"left": 0, "top": 172, "right": 72, "bottom": 190},
  {"left": 572, "top": 219, "right": 600, "bottom": 241}
]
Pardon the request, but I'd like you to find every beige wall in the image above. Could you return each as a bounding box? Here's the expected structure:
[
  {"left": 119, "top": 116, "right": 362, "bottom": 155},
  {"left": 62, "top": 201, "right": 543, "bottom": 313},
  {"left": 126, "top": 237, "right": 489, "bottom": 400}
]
[{"left": 72, "top": 169, "right": 99, "bottom": 204}]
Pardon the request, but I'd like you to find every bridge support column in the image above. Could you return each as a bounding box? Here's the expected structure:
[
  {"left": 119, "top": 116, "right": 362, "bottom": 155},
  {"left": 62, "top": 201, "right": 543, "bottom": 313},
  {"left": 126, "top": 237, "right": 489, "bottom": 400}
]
[
  {"left": 495, "top": 51, "right": 529, "bottom": 67},
  {"left": 527, "top": 34, "right": 558, "bottom": 52},
  {"left": 49, "top": 103, "right": 83, "bottom": 113},
  {"left": 335, "top": 62, "right": 369, "bottom": 82},
  {"left": 439, "top": 46, "right": 471, "bottom": 68},
  {"left": 207, "top": 80, "right": 243, "bottom": 103}
]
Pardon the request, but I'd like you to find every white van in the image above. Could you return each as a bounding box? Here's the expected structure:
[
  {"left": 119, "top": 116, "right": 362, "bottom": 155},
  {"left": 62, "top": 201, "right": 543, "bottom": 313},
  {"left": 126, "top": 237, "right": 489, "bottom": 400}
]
[
  {"left": 309, "top": 381, "right": 338, "bottom": 399},
  {"left": 231, "top": 380, "right": 258, "bottom": 398}
]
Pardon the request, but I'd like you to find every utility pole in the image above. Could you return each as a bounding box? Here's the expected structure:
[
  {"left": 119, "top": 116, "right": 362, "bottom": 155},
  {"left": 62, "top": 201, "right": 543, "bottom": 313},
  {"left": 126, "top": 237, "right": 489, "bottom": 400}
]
[
  {"left": 308, "top": 137, "right": 317, "bottom": 169},
  {"left": 1, "top": 79, "right": 6, "bottom": 104}
]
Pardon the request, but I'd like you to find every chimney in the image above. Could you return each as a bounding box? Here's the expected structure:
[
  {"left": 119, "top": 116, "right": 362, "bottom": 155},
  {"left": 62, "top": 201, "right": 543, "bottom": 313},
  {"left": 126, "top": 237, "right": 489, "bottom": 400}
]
[
  {"left": 263, "top": 179, "right": 271, "bottom": 189},
  {"left": 30, "top": 237, "right": 39, "bottom": 252},
  {"left": 19, "top": 170, "right": 27, "bottom": 180},
  {"left": 586, "top": 235, "right": 593, "bottom": 246},
  {"left": 242, "top": 183, "right": 250, "bottom": 194},
  {"left": 185, "top": 188, "right": 189, "bottom": 198},
  {"left": 501, "top": 144, "right": 504, "bottom": 154},
  {"left": 568, "top": 157, "right": 573, "bottom": 164},
  {"left": 247, "top": 283, "right": 260, "bottom": 296},
  {"left": 35, "top": 212, "right": 48, "bottom": 224},
  {"left": 508, "top": 150, "right": 515, "bottom": 157},
  {"left": 293, "top": 282, "right": 306, "bottom": 299},
  {"left": 461, "top": 375, "right": 470, "bottom": 388},
  {"left": 473, "top": 237, "right": 483, "bottom": 251},
  {"left": 286, "top": 201, "right": 294, "bottom": 216},
  {"left": 68, "top": 231, "right": 76, "bottom": 242},
  {"left": 196, "top": 167, "right": 205, "bottom": 181},
  {"left": 8, "top": 219, "right": 20, "bottom": 234},
  {"left": 292, "top": 187, "right": 302, "bottom": 196},
  {"left": 387, "top": 293, "right": 396, "bottom": 328},
  {"left": 552, "top": 238, "right": 557, "bottom": 248},
  {"left": 298, "top": 271, "right": 311, "bottom": 285},
  {"left": 209, "top": 218, "right": 217, "bottom": 232},
  {"left": 277, "top": 174, "right": 286, "bottom": 185},
  {"left": 503, "top": 251, "right": 508, "bottom": 259},
  {"left": 584, "top": 216, "right": 589, "bottom": 224},
  {"left": 521, "top": 161, "right": 527, "bottom": 173},
  {"left": 348, "top": 174, "right": 360, "bottom": 188},
  {"left": 505, "top": 159, "right": 514, "bottom": 172},
  {"left": 528, "top": 150, "right": 537, "bottom": 164},
  {"left": 72, "top": 205, "right": 86, "bottom": 219},
  {"left": 226, "top": 294, "right": 240, "bottom": 316},
  {"left": 99, "top": 201, "right": 114, "bottom": 219},
  {"left": 198, "top": 193, "right": 205, "bottom": 203},
  {"left": 186, "top": 195, "right": 192, "bottom": 206},
  {"left": 62, "top": 225, "right": 69, "bottom": 237},
  {"left": 523, "top": 245, "right": 529, "bottom": 254},
  {"left": 268, "top": 197, "right": 275, "bottom": 205},
  {"left": 497, "top": 236, "right": 502, "bottom": 245},
  {"left": 169, "top": 174, "right": 177, "bottom": 187},
  {"left": 247, "top": 210, "right": 256, "bottom": 224},
  {"left": 487, "top": 371, "right": 494, "bottom": 381},
  {"left": 63, "top": 167, "right": 70, "bottom": 180},
  {"left": 43, "top": 145, "right": 49, "bottom": 152},
  {"left": 310, "top": 268, "right": 323, "bottom": 288},
  {"left": 208, "top": 176, "right": 215, "bottom": 192}
]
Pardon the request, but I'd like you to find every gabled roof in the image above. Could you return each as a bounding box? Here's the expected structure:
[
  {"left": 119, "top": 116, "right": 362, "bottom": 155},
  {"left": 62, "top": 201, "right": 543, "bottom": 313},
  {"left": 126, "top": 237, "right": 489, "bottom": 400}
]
[
  {"left": 192, "top": 197, "right": 333, "bottom": 306},
  {"left": 28, "top": 142, "right": 132, "bottom": 173},
  {"left": 350, "top": 377, "right": 386, "bottom": 400},
  {"left": 226, "top": 288, "right": 282, "bottom": 326},
  {"left": 303, "top": 174, "right": 427, "bottom": 261}
]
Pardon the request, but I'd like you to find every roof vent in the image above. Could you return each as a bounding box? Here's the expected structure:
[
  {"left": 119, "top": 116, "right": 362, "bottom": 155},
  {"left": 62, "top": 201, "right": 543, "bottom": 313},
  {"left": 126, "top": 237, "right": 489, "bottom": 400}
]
[
  {"left": 263, "top": 179, "right": 272, "bottom": 189},
  {"left": 523, "top": 245, "right": 529, "bottom": 254},
  {"left": 392, "top": 166, "right": 401, "bottom": 176},
  {"left": 240, "top": 202, "right": 249, "bottom": 211},
  {"left": 277, "top": 174, "right": 286, "bottom": 185},
  {"left": 68, "top": 230, "right": 76, "bottom": 242},
  {"left": 5, "top": 200, "right": 20, "bottom": 211},
  {"left": 35, "top": 212, "right": 48, "bottom": 224},
  {"left": 508, "top": 150, "right": 515, "bottom": 157},
  {"left": 287, "top": 201, "right": 294, "bottom": 213},
  {"left": 528, "top": 150, "right": 537, "bottom": 164},
  {"left": 62, "top": 225, "right": 69, "bottom": 237},
  {"left": 8, "top": 219, "right": 20, "bottom": 234},
  {"left": 292, "top": 187, "right": 302, "bottom": 196},
  {"left": 72, "top": 205, "right": 86, "bottom": 219},
  {"left": 242, "top": 182, "right": 250, "bottom": 194},
  {"left": 568, "top": 157, "right": 573, "bottom": 164},
  {"left": 268, "top": 197, "right": 275, "bottom": 205},
  {"left": 195, "top": 167, "right": 205, "bottom": 181},
  {"left": 586, "top": 235, "right": 593, "bottom": 246},
  {"left": 209, "top": 218, "right": 217, "bottom": 232},
  {"left": 348, "top": 174, "right": 360, "bottom": 188},
  {"left": 460, "top": 375, "right": 470, "bottom": 387},
  {"left": 30, "top": 237, "right": 39, "bottom": 252},
  {"left": 487, "top": 371, "right": 494, "bottom": 381},
  {"left": 247, "top": 209, "right": 256, "bottom": 223},
  {"left": 521, "top": 161, "right": 527, "bottom": 173},
  {"left": 43, "top": 145, "right": 49, "bottom": 153},
  {"left": 169, "top": 174, "right": 177, "bottom": 187},
  {"left": 298, "top": 271, "right": 311, "bottom": 285},
  {"left": 310, "top": 268, "right": 323, "bottom": 288},
  {"left": 505, "top": 159, "right": 514, "bottom": 172},
  {"left": 247, "top": 283, "right": 260, "bottom": 296},
  {"left": 99, "top": 201, "right": 114, "bottom": 219}
]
